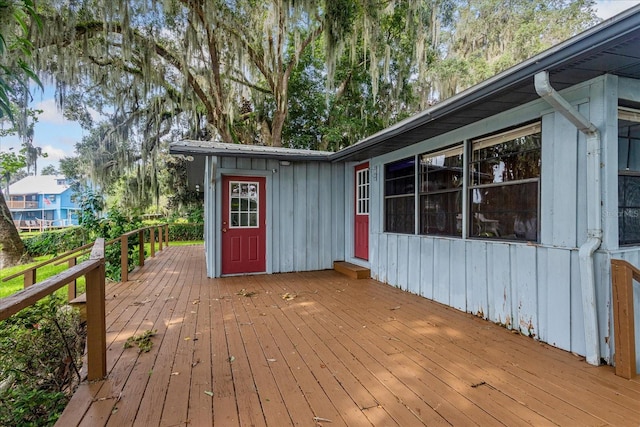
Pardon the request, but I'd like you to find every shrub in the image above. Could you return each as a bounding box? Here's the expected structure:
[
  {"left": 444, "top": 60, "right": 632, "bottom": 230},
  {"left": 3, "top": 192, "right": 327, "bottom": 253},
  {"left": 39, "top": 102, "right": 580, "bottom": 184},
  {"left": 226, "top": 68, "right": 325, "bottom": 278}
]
[
  {"left": 0, "top": 295, "right": 85, "bottom": 426},
  {"left": 168, "top": 223, "right": 204, "bottom": 241},
  {"left": 23, "top": 227, "right": 90, "bottom": 258}
]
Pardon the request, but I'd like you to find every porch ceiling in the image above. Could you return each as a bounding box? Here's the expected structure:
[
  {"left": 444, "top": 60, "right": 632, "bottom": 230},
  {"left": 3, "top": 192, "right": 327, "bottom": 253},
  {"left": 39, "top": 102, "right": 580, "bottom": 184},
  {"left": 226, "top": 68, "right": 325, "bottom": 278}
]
[{"left": 56, "top": 245, "right": 640, "bottom": 426}]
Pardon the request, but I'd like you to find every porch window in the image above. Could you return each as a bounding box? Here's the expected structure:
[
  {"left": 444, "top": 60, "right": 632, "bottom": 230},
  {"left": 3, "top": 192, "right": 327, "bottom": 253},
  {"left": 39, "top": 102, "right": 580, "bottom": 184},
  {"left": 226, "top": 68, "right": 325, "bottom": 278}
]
[
  {"left": 384, "top": 157, "right": 415, "bottom": 233},
  {"left": 419, "top": 145, "right": 463, "bottom": 236},
  {"left": 618, "top": 107, "right": 640, "bottom": 245},
  {"left": 469, "top": 123, "right": 541, "bottom": 241}
]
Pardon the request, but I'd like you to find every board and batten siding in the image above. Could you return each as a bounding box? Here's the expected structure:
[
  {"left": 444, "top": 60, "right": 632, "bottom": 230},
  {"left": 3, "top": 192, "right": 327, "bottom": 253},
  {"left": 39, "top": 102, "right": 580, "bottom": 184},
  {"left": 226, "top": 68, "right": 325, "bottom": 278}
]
[
  {"left": 204, "top": 156, "right": 346, "bottom": 277},
  {"left": 368, "top": 75, "right": 632, "bottom": 363}
]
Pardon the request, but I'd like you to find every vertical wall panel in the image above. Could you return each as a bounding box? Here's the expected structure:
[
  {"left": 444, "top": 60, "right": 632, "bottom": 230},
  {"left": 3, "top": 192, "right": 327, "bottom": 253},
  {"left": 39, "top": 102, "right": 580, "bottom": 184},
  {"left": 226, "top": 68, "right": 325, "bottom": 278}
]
[
  {"left": 397, "top": 235, "right": 409, "bottom": 291},
  {"left": 306, "top": 162, "right": 320, "bottom": 271},
  {"left": 319, "top": 165, "right": 333, "bottom": 269},
  {"left": 333, "top": 164, "right": 346, "bottom": 262},
  {"left": 293, "top": 163, "right": 307, "bottom": 271},
  {"left": 377, "top": 234, "right": 388, "bottom": 283},
  {"left": 537, "top": 249, "right": 549, "bottom": 342},
  {"left": 544, "top": 248, "right": 572, "bottom": 350},
  {"left": 513, "top": 244, "right": 538, "bottom": 336},
  {"left": 251, "top": 158, "right": 267, "bottom": 170},
  {"left": 450, "top": 239, "right": 466, "bottom": 311},
  {"left": 467, "top": 241, "right": 488, "bottom": 317},
  {"left": 269, "top": 160, "right": 280, "bottom": 273},
  {"left": 570, "top": 250, "right": 586, "bottom": 355},
  {"left": 434, "top": 239, "right": 451, "bottom": 305},
  {"left": 487, "top": 243, "right": 511, "bottom": 327},
  {"left": 220, "top": 157, "right": 236, "bottom": 169},
  {"left": 552, "top": 115, "right": 579, "bottom": 247},
  {"left": 407, "top": 237, "right": 421, "bottom": 295},
  {"left": 420, "top": 238, "right": 434, "bottom": 299},
  {"left": 387, "top": 234, "right": 398, "bottom": 287},
  {"left": 236, "top": 157, "right": 251, "bottom": 170},
  {"left": 279, "top": 163, "right": 295, "bottom": 272}
]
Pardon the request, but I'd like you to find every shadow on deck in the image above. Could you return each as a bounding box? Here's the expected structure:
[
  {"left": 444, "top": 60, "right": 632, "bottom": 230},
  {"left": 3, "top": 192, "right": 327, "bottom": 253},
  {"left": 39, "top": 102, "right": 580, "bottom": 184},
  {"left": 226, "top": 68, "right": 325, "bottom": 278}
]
[{"left": 56, "top": 245, "right": 640, "bottom": 426}]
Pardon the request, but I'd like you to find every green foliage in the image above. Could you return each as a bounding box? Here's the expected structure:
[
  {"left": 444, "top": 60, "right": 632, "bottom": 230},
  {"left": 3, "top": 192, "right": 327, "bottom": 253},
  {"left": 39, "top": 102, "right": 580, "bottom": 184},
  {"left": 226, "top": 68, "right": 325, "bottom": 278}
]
[
  {"left": 22, "top": 227, "right": 89, "bottom": 257},
  {"left": 0, "top": 0, "right": 42, "bottom": 122},
  {"left": 168, "top": 223, "right": 204, "bottom": 241},
  {"left": 124, "top": 329, "right": 157, "bottom": 353},
  {"left": 0, "top": 148, "right": 26, "bottom": 189},
  {"left": 0, "top": 294, "right": 84, "bottom": 426}
]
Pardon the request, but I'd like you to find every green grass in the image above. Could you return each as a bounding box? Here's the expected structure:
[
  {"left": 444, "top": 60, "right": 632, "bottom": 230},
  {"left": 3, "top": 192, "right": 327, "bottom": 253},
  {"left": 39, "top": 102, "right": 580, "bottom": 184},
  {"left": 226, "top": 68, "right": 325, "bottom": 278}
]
[{"left": 0, "top": 241, "right": 203, "bottom": 299}]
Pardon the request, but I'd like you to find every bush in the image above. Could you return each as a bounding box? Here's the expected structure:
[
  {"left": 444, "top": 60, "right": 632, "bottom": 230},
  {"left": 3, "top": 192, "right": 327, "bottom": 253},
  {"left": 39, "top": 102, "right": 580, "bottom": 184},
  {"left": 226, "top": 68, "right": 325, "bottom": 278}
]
[
  {"left": 23, "top": 227, "right": 90, "bottom": 258},
  {"left": 0, "top": 295, "right": 85, "bottom": 426},
  {"left": 168, "top": 223, "right": 204, "bottom": 241}
]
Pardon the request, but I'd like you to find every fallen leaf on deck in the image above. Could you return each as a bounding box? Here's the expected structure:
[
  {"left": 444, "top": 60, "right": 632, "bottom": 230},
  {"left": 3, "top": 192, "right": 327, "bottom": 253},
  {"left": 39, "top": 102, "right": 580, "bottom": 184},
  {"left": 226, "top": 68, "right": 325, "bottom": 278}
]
[
  {"left": 228, "top": 356, "right": 236, "bottom": 363},
  {"left": 237, "top": 289, "right": 257, "bottom": 297},
  {"left": 281, "top": 292, "right": 296, "bottom": 300},
  {"left": 192, "top": 359, "right": 201, "bottom": 367},
  {"left": 171, "top": 372, "right": 180, "bottom": 376},
  {"left": 192, "top": 299, "right": 200, "bottom": 304},
  {"left": 185, "top": 337, "right": 191, "bottom": 340},
  {"left": 267, "top": 358, "right": 276, "bottom": 362},
  {"left": 204, "top": 390, "right": 214, "bottom": 397},
  {"left": 390, "top": 306, "right": 401, "bottom": 310},
  {"left": 313, "top": 416, "right": 332, "bottom": 422}
]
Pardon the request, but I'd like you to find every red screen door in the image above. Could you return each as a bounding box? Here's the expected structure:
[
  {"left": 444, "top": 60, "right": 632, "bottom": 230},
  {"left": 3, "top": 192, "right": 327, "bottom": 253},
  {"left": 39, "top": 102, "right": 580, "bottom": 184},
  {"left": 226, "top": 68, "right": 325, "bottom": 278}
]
[
  {"left": 222, "top": 176, "right": 266, "bottom": 274},
  {"left": 354, "top": 162, "right": 369, "bottom": 260}
]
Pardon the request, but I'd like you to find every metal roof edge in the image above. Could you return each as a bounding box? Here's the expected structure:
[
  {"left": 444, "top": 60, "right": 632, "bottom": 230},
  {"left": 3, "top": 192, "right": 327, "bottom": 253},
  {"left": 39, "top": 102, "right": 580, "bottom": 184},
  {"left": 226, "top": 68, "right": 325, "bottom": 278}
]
[{"left": 169, "top": 142, "right": 332, "bottom": 162}]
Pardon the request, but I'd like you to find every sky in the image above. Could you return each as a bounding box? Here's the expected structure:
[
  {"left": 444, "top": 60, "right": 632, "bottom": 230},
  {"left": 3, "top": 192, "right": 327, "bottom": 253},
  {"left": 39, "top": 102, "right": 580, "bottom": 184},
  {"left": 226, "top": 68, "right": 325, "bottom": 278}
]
[{"left": 1, "top": 0, "right": 639, "bottom": 175}]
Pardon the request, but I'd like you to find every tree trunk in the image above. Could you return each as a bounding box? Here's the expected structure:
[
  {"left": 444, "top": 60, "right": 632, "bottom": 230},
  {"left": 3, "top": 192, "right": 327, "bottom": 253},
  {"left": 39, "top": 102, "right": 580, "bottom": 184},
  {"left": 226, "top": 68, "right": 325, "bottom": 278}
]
[{"left": 0, "top": 191, "right": 27, "bottom": 269}]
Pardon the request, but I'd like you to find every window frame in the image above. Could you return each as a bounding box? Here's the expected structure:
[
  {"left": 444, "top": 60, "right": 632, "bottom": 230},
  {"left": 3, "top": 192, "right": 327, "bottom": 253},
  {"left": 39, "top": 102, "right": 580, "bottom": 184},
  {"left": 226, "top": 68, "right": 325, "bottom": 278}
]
[
  {"left": 617, "top": 107, "right": 640, "bottom": 246},
  {"left": 380, "top": 121, "right": 542, "bottom": 242},
  {"left": 383, "top": 157, "right": 416, "bottom": 234},
  {"left": 418, "top": 144, "right": 464, "bottom": 237}
]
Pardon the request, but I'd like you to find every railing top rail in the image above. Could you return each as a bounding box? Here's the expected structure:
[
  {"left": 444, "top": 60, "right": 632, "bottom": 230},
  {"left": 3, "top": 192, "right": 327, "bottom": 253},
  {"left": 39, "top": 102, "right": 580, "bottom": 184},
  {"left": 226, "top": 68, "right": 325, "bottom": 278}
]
[
  {"left": 2, "top": 224, "right": 167, "bottom": 282},
  {"left": 0, "top": 239, "right": 105, "bottom": 321},
  {"left": 611, "top": 258, "right": 640, "bottom": 283}
]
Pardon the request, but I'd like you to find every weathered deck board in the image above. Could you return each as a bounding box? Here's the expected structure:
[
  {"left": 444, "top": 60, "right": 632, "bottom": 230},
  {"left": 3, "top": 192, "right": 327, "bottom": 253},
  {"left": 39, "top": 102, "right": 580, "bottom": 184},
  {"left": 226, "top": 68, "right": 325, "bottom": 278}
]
[{"left": 56, "top": 245, "right": 640, "bottom": 427}]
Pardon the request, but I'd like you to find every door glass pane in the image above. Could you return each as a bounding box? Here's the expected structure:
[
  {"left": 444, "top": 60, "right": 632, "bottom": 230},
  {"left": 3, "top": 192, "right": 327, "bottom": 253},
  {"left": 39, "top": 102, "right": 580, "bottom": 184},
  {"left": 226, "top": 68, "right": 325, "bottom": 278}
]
[{"left": 229, "top": 180, "right": 260, "bottom": 228}]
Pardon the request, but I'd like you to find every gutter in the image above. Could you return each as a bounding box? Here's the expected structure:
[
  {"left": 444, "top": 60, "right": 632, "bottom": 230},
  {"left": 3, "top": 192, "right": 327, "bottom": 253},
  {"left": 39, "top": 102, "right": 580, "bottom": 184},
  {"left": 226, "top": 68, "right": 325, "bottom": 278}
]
[{"left": 534, "top": 71, "right": 602, "bottom": 366}]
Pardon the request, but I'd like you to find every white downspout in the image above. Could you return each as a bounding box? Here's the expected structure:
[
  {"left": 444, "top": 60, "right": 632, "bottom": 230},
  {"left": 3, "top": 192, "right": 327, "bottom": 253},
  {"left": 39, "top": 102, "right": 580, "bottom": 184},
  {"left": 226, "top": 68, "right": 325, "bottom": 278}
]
[{"left": 534, "top": 71, "right": 602, "bottom": 366}]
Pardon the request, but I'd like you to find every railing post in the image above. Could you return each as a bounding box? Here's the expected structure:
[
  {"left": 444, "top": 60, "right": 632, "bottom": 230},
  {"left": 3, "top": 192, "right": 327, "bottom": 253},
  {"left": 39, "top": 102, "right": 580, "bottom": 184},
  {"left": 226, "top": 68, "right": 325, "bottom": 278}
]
[
  {"left": 67, "top": 257, "right": 77, "bottom": 301},
  {"left": 121, "top": 235, "right": 128, "bottom": 282},
  {"left": 24, "top": 269, "right": 36, "bottom": 289},
  {"left": 158, "top": 226, "right": 163, "bottom": 251},
  {"left": 150, "top": 227, "right": 155, "bottom": 257},
  {"left": 86, "top": 238, "right": 106, "bottom": 381},
  {"left": 611, "top": 259, "right": 637, "bottom": 379},
  {"left": 138, "top": 230, "right": 145, "bottom": 267},
  {"left": 165, "top": 224, "right": 169, "bottom": 247}
]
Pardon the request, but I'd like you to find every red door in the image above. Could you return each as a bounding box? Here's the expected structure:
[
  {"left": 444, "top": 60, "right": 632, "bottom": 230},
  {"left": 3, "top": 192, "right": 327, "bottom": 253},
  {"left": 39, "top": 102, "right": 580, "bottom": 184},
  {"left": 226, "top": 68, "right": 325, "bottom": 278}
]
[
  {"left": 354, "top": 162, "right": 369, "bottom": 260},
  {"left": 222, "top": 176, "right": 266, "bottom": 274}
]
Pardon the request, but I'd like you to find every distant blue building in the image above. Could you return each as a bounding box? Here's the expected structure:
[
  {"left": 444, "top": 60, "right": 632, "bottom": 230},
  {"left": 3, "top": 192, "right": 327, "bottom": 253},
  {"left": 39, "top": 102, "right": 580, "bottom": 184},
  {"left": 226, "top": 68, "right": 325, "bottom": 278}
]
[{"left": 7, "top": 175, "right": 80, "bottom": 230}]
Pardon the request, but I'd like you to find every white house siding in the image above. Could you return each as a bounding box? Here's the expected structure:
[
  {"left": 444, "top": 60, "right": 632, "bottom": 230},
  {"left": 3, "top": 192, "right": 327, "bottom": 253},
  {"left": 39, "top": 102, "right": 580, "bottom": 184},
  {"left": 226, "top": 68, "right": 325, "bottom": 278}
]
[
  {"left": 367, "top": 75, "right": 632, "bottom": 363},
  {"left": 205, "top": 156, "right": 345, "bottom": 277}
]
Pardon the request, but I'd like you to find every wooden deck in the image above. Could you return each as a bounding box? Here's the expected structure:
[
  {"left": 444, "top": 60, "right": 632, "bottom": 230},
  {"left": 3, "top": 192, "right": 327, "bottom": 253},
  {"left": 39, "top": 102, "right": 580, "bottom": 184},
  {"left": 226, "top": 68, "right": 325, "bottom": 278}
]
[{"left": 57, "top": 245, "right": 640, "bottom": 426}]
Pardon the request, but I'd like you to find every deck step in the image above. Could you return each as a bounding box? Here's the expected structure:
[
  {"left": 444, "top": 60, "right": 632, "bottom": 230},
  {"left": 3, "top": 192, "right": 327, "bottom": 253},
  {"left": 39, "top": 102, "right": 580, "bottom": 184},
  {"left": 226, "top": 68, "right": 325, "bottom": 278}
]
[
  {"left": 69, "top": 294, "right": 87, "bottom": 321},
  {"left": 333, "top": 261, "right": 370, "bottom": 279}
]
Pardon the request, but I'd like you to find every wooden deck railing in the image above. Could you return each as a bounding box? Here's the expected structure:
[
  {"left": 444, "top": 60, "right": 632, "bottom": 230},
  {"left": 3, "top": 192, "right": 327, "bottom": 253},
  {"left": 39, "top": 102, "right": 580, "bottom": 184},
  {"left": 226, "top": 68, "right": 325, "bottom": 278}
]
[
  {"left": 610, "top": 259, "right": 639, "bottom": 379},
  {"left": 0, "top": 239, "right": 107, "bottom": 381},
  {"left": 2, "top": 224, "right": 169, "bottom": 299}
]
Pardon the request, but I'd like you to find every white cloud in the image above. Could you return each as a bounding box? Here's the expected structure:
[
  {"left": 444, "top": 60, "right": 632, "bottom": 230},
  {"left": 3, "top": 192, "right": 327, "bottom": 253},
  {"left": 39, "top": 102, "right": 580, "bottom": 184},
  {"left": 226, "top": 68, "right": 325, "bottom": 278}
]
[
  {"left": 41, "top": 144, "right": 69, "bottom": 161},
  {"left": 33, "top": 98, "right": 105, "bottom": 125},
  {"left": 33, "top": 99, "right": 71, "bottom": 125},
  {"left": 595, "top": 0, "right": 640, "bottom": 20}
]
